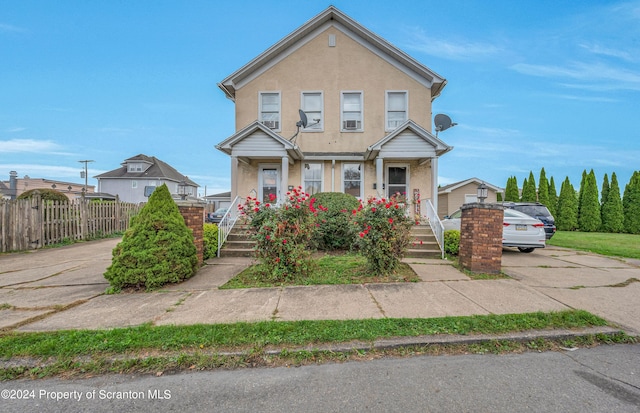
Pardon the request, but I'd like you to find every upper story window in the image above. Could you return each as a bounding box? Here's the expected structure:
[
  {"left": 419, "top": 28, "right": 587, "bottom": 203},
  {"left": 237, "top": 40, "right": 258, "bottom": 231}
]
[
  {"left": 259, "top": 92, "right": 281, "bottom": 131},
  {"left": 341, "top": 91, "right": 363, "bottom": 132},
  {"left": 386, "top": 91, "right": 408, "bottom": 131},
  {"left": 127, "top": 163, "right": 143, "bottom": 172},
  {"left": 301, "top": 92, "right": 323, "bottom": 131}
]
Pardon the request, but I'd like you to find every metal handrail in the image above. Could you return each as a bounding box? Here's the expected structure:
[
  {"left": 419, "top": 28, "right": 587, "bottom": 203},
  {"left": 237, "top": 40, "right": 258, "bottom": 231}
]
[
  {"left": 423, "top": 199, "right": 445, "bottom": 259},
  {"left": 217, "top": 196, "right": 244, "bottom": 257}
]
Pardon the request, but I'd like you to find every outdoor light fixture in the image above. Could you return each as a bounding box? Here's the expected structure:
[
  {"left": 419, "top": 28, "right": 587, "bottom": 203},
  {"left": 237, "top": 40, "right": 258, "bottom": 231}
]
[
  {"left": 178, "top": 180, "right": 188, "bottom": 200},
  {"left": 477, "top": 182, "right": 488, "bottom": 203}
]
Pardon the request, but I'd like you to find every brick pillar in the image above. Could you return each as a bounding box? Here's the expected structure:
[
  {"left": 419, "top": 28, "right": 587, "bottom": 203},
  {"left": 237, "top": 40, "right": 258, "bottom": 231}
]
[
  {"left": 458, "top": 203, "right": 503, "bottom": 274},
  {"left": 177, "top": 201, "right": 205, "bottom": 266}
]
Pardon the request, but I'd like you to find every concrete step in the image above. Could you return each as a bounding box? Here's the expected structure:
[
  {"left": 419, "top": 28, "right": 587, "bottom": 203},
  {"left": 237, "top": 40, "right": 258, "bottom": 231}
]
[{"left": 405, "top": 248, "right": 442, "bottom": 259}]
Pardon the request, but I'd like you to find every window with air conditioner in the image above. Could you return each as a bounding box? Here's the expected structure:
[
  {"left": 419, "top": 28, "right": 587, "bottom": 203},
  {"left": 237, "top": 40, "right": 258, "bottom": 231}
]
[
  {"left": 301, "top": 92, "right": 323, "bottom": 131},
  {"left": 386, "top": 91, "right": 408, "bottom": 131},
  {"left": 259, "top": 92, "right": 281, "bottom": 131},
  {"left": 341, "top": 91, "right": 363, "bottom": 131}
]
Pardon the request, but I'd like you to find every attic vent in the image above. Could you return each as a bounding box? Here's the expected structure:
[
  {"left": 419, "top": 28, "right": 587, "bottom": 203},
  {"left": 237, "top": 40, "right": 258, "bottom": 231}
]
[{"left": 328, "top": 34, "right": 336, "bottom": 47}]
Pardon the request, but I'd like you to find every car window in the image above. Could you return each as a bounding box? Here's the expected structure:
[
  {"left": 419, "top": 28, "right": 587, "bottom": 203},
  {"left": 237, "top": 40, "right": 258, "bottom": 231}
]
[{"left": 449, "top": 210, "right": 462, "bottom": 219}]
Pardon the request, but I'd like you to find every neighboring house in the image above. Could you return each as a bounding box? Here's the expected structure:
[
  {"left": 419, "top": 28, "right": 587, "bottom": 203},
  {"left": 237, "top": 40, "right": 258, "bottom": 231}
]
[
  {"left": 203, "top": 191, "right": 232, "bottom": 210},
  {"left": 1, "top": 171, "right": 95, "bottom": 201},
  {"left": 95, "top": 154, "right": 198, "bottom": 204},
  {"left": 215, "top": 6, "right": 452, "bottom": 216},
  {"left": 438, "top": 178, "right": 504, "bottom": 218}
]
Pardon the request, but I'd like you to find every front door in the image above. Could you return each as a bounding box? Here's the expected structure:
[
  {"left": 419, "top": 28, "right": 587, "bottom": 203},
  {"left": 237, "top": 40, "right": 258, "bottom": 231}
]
[
  {"left": 387, "top": 165, "right": 408, "bottom": 200},
  {"left": 259, "top": 165, "right": 280, "bottom": 204}
]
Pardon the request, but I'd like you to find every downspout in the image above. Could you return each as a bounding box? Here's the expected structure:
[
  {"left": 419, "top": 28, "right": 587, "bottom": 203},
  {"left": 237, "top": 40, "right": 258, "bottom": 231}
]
[{"left": 331, "top": 159, "right": 335, "bottom": 192}]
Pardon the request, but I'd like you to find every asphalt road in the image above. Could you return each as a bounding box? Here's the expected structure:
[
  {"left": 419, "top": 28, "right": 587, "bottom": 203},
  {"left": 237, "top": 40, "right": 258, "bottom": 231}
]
[{"left": 2, "top": 344, "right": 639, "bottom": 413}]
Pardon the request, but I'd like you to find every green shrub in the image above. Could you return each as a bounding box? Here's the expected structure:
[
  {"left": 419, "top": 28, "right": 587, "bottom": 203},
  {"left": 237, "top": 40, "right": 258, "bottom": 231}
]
[
  {"left": 311, "top": 192, "right": 359, "bottom": 250},
  {"left": 203, "top": 223, "right": 219, "bottom": 260},
  {"left": 353, "top": 195, "right": 412, "bottom": 275},
  {"left": 104, "top": 184, "right": 198, "bottom": 291},
  {"left": 444, "top": 230, "right": 460, "bottom": 255},
  {"left": 17, "top": 188, "right": 68, "bottom": 203}
]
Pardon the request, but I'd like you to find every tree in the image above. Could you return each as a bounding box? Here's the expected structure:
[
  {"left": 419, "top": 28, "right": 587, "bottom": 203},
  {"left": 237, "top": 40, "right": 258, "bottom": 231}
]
[
  {"left": 521, "top": 171, "right": 537, "bottom": 202},
  {"left": 504, "top": 176, "right": 520, "bottom": 202},
  {"left": 601, "top": 172, "right": 624, "bottom": 233},
  {"left": 600, "top": 173, "right": 610, "bottom": 207},
  {"left": 547, "top": 176, "right": 558, "bottom": 218},
  {"left": 578, "top": 170, "right": 601, "bottom": 232},
  {"left": 104, "top": 184, "right": 198, "bottom": 291},
  {"left": 623, "top": 171, "right": 640, "bottom": 234},
  {"left": 556, "top": 177, "right": 578, "bottom": 231},
  {"left": 538, "top": 168, "right": 550, "bottom": 207},
  {"left": 577, "top": 170, "right": 587, "bottom": 219}
]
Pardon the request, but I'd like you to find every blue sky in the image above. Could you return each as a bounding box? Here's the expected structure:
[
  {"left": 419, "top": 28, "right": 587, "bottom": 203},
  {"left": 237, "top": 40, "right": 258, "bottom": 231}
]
[{"left": 2, "top": 0, "right": 639, "bottom": 196}]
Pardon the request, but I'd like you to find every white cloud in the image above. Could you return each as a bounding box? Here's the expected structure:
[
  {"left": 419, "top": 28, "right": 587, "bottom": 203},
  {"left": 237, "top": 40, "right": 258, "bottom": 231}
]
[
  {"left": 5, "top": 127, "right": 26, "bottom": 133},
  {"left": 0, "top": 139, "right": 62, "bottom": 153},
  {"left": 579, "top": 43, "right": 635, "bottom": 62},
  {"left": 0, "top": 23, "right": 26, "bottom": 33},
  {"left": 402, "top": 27, "right": 502, "bottom": 61}
]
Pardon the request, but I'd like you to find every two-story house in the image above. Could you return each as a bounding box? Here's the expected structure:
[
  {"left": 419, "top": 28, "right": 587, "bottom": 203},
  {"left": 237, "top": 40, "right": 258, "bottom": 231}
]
[
  {"left": 215, "top": 6, "right": 452, "bottom": 216},
  {"left": 95, "top": 154, "right": 199, "bottom": 204}
]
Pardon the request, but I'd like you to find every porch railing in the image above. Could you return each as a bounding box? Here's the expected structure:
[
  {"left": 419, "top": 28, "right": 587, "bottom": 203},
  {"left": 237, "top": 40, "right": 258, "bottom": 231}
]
[
  {"left": 423, "top": 199, "right": 445, "bottom": 259},
  {"left": 217, "top": 195, "right": 244, "bottom": 257}
]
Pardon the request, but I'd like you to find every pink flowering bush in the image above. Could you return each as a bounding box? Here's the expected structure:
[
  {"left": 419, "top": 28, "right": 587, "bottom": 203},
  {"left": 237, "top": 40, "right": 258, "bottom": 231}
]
[
  {"left": 239, "top": 187, "right": 319, "bottom": 281},
  {"left": 352, "top": 195, "right": 412, "bottom": 275}
]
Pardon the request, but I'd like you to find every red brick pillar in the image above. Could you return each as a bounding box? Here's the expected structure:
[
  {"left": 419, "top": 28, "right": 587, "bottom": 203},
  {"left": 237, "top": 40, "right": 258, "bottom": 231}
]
[
  {"left": 177, "top": 201, "right": 205, "bottom": 266},
  {"left": 458, "top": 203, "right": 503, "bottom": 274}
]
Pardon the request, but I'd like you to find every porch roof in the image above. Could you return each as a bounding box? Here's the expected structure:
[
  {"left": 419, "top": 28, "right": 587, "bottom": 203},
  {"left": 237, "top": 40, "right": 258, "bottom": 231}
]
[
  {"left": 215, "top": 121, "right": 304, "bottom": 161},
  {"left": 365, "top": 120, "right": 453, "bottom": 161}
]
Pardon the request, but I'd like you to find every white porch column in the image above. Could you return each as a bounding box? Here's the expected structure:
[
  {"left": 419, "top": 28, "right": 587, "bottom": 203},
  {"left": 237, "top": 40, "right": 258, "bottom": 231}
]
[
  {"left": 230, "top": 156, "right": 238, "bottom": 200},
  {"left": 281, "top": 156, "right": 289, "bottom": 203},
  {"left": 431, "top": 156, "right": 438, "bottom": 214},
  {"left": 376, "top": 157, "right": 384, "bottom": 198}
]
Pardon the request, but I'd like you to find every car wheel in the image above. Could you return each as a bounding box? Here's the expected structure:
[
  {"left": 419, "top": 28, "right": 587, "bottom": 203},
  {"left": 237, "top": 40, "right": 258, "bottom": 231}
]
[{"left": 517, "top": 247, "right": 535, "bottom": 253}]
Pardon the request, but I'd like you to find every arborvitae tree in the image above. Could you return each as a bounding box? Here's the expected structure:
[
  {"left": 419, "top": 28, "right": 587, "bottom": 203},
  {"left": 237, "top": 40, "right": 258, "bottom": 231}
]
[
  {"left": 601, "top": 172, "right": 624, "bottom": 233},
  {"left": 578, "top": 169, "right": 601, "bottom": 232},
  {"left": 577, "top": 169, "right": 587, "bottom": 218},
  {"left": 505, "top": 176, "right": 520, "bottom": 202},
  {"left": 556, "top": 177, "right": 578, "bottom": 231},
  {"left": 538, "top": 168, "right": 550, "bottom": 207},
  {"left": 548, "top": 176, "right": 558, "bottom": 218},
  {"left": 600, "top": 173, "right": 610, "bottom": 207},
  {"left": 521, "top": 171, "right": 537, "bottom": 202},
  {"left": 623, "top": 171, "right": 640, "bottom": 234},
  {"left": 496, "top": 191, "right": 503, "bottom": 202},
  {"left": 104, "top": 184, "right": 198, "bottom": 291}
]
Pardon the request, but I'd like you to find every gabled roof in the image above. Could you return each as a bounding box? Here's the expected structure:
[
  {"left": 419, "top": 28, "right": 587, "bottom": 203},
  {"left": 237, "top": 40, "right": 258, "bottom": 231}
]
[
  {"left": 365, "top": 120, "right": 453, "bottom": 161},
  {"left": 215, "top": 121, "right": 304, "bottom": 160},
  {"left": 95, "top": 154, "right": 199, "bottom": 187},
  {"left": 439, "top": 178, "right": 503, "bottom": 194},
  {"left": 218, "top": 6, "right": 446, "bottom": 101}
]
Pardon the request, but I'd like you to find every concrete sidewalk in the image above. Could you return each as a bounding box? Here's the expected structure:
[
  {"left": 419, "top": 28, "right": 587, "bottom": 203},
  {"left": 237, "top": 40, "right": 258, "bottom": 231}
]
[{"left": 1, "top": 238, "right": 639, "bottom": 335}]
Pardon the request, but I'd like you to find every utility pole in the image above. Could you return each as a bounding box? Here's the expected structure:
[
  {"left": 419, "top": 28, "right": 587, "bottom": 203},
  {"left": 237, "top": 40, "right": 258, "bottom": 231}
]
[{"left": 78, "top": 160, "right": 94, "bottom": 193}]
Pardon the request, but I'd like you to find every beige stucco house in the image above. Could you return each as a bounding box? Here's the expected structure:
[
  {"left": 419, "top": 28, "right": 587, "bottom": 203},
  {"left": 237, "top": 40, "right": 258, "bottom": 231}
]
[
  {"left": 216, "top": 6, "right": 452, "bottom": 216},
  {"left": 438, "top": 178, "right": 504, "bottom": 218}
]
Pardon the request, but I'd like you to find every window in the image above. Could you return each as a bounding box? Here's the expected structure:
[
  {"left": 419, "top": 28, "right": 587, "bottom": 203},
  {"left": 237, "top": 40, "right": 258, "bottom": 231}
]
[
  {"left": 303, "top": 163, "right": 323, "bottom": 195},
  {"left": 343, "top": 163, "right": 363, "bottom": 198},
  {"left": 301, "top": 92, "right": 323, "bottom": 131},
  {"left": 259, "top": 92, "right": 281, "bottom": 130},
  {"left": 386, "top": 91, "right": 408, "bottom": 130},
  {"left": 127, "top": 163, "right": 143, "bottom": 172},
  {"left": 341, "top": 91, "right": 363, "bottom": 131},
  {"left": 131, "top": 180, "right": 138, "bottom": 189}
]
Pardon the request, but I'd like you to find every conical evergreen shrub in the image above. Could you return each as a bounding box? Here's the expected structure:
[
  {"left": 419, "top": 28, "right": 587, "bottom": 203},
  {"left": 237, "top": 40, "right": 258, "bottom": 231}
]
[{"left": 104, "top": 184, "right": 198, "bottom": 291}]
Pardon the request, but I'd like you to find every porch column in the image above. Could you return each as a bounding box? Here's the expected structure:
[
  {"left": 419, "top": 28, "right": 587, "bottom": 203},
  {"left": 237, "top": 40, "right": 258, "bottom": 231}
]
[
  {"left": 281, "top": 156, "right": 289, "bottom": 203},
  {"left": 376, "top": 157, "right": 384, "bottom": 198},
  {"left": 431, "top": 156, "right": 438, "bottom": 213},
  {"left": 230, "top": 156, "right": 238, "bottom": 200}
]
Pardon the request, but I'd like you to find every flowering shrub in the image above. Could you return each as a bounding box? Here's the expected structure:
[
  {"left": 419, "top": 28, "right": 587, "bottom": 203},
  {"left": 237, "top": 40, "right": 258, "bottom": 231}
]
[
  {"left": 239, "top": 187, "right": 320, "bottom": 281},
  {"left": 311, "top": 192, "right": 360, "bottom": 250},
  {"left": 353, "top": 195, "right": 412, "bottom": 275}
]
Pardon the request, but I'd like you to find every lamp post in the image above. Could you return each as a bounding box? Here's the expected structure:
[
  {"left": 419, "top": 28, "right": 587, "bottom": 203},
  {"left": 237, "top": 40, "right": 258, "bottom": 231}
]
[{"left": 477, "top": 182, "right": 488, "bottom": 203}]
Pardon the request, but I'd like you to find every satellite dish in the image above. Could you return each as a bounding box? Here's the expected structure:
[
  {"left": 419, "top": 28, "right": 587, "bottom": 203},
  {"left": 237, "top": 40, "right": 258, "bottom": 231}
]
[
  {"left": 434, "top": 114, "right": 453, "bottom": 132},
  {"left": 297, "top": 109, "right": 308, "bottom": 128}
]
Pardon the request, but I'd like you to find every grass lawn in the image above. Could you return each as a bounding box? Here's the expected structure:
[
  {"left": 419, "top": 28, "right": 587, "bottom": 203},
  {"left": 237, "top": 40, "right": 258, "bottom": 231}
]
[
  {"left": 548, "top": 231, "right": 640, "bottom": 259},
  {"left": 221, "top": 253, "right": 420, "bottom": 289}
]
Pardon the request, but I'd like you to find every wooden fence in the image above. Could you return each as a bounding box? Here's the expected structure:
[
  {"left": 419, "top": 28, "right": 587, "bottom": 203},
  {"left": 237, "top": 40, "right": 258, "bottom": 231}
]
[{"left": 0, "top": 194, "right": 142, "bottom": 252}]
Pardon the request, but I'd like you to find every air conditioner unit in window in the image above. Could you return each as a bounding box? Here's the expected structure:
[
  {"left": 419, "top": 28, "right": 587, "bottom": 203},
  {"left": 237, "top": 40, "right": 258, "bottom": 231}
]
[
  {"left": 263, "top": 120, "right": 279, "bottom": 129},
  {"left": 344, "top": 120, "right": 358, "bottom": 130}
]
